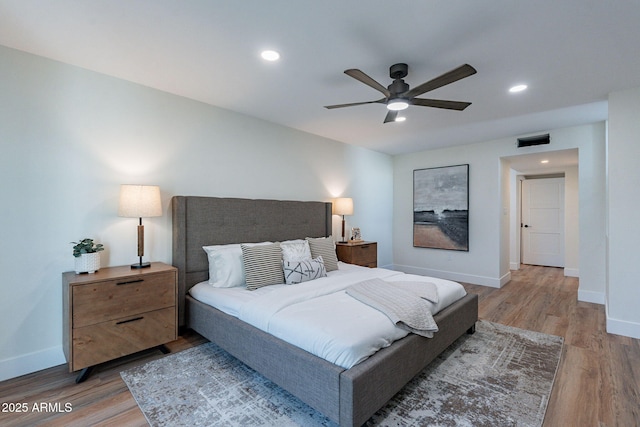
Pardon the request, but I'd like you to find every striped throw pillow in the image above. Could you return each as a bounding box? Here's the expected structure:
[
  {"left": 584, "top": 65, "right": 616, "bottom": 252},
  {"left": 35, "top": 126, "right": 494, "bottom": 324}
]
[
  {"left": 306, "top": 236, "right": 339, "bottom": 272},
  {"left": 241, "top": 242, "right": 284, "bottom": 290}
]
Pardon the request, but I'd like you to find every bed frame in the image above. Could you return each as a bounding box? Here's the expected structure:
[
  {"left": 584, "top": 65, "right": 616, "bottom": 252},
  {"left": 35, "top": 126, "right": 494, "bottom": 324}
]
[{"left": 172, "top": 195, "right": 478, "bottom": 426}]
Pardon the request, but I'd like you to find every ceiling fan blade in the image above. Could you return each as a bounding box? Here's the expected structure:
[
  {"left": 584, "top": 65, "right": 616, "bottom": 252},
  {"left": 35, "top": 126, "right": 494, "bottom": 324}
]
[
  {"left": 411, "top": 98, "right": 472, "bottom": 111},
  {"left": 344, "top": 69, "right": 391, "bottom": 98},
  {"left": 383, "top": 110, "right": 398, "bottom": 123},
  {"left": 324, "top": 99, "right": 385, "bottom": 109},
  {"left": 405, "top": 64, "right": 477, "bottom": 98}
]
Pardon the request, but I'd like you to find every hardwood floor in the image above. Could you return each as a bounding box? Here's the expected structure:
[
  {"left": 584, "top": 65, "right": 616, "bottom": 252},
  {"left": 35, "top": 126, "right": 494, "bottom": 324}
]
[
  {"left": 464, "top": 265, "right": 640, "bottom": 427},
  {"left": 1, "top": 265, "right": 638, "bottom": 426}
]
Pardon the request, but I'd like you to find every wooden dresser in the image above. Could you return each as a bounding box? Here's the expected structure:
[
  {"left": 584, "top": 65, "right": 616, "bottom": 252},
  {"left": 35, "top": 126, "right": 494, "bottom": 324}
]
[
  {"left": 335, "top": 241, "right": 377, "bottom": 267},
  {"left": 63, "top": 262, "right": 177, "bottom": 382}
]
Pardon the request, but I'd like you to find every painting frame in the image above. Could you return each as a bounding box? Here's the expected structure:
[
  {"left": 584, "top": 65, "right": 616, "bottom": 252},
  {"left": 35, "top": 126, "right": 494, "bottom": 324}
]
[{"left": 413, "top": 164, "right": 469, "bottom": 251}]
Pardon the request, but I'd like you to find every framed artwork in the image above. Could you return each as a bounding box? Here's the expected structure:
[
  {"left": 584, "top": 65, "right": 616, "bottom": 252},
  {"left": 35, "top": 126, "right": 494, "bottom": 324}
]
[{"left": 413, "top": 164, "right": 469, "bottom": 251}]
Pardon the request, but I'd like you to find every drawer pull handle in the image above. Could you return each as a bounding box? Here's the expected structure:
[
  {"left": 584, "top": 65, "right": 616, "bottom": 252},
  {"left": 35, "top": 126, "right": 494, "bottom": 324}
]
[
  {"left": 116, "top": 279, "right": 144, "bottom": 286},
  {"left": 359, "top": 245, "right": 369, "bottom": 249},
  {"left": 116, "top": 316, "right": 143, "bottom": 325}
]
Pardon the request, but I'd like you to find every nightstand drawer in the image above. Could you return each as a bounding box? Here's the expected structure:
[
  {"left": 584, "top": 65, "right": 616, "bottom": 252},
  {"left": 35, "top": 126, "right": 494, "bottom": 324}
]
[
  {"left": 336, "top": 241, "right": 377, "bottom": 267},
  {"left": 72, "top": 306, "right": 176, "bottom": 371},
  {"left": 350, "top": 244, "right": 376, "bottom": 264},
  {"left": 73, "top": 271, "right": 175, "bottom": 328}
]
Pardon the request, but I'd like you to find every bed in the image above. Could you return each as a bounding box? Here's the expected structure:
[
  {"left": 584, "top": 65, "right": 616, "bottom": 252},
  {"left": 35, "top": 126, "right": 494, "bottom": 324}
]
[{"left": 172, "top": 195, "right": 478, "bottom": 426}]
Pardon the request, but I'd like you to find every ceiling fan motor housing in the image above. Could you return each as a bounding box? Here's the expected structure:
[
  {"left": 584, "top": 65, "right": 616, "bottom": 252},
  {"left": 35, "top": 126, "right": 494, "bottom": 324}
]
[
  {"left": 388, "top": 79, "right": 409, "bottom": 96},
  {"left": 389, "top": 63, "right": 408, "bottom": 79},
  {"left": 388, "top": 63, "right": 409, "bottom": 96}
]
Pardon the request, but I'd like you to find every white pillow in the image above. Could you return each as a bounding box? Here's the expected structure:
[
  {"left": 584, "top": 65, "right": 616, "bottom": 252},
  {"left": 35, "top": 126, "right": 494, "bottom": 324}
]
[
  {"left": 203, "top": 241, "right": 272, "bottom": 288},
  {"left": 283, "top": 256, "right": 327, "bottom": 285},
  {"left": 202, "top": 244, "right": 244, "bottom": 288},
  {"left": 280, "top": 239, "right": 312, "bottom": 263}
]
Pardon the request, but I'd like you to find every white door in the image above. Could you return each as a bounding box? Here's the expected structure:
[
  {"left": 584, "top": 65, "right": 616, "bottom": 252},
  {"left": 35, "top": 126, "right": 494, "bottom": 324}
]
[{"left": 521, "top": 177, "right": 565, "bottom": 267}]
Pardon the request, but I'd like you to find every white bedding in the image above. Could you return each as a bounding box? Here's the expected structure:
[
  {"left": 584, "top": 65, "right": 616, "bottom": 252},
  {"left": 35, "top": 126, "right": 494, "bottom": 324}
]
[{"left": 189, "top": 262, "right": 467, "bottom": 369}]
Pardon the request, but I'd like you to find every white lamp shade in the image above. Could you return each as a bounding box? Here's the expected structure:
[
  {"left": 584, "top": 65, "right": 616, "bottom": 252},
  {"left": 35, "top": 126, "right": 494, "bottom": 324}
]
[
  {"left": 333, "top": 197, "right": 353, "bottom": 216},
  {"left": 118, "top": 185, "right": 162, "bottom": 218}
]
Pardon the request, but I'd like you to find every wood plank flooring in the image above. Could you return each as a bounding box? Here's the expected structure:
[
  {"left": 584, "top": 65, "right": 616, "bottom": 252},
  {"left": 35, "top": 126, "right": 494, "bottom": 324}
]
[{"left": 1, "top": 264, "right": 638, "bottom": 426}]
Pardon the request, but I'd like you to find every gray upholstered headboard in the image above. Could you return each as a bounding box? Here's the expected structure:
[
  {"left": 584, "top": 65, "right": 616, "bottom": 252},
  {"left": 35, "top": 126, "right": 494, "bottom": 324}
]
[{"left": 172, "top": 196, "right": 332, "bottom": 326}]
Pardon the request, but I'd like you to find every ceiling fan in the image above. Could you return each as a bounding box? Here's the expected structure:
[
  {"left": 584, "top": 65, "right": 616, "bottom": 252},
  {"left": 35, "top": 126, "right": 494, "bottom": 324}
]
[{"left": 324, "top": 63, "right": 477, "bottom": 123}]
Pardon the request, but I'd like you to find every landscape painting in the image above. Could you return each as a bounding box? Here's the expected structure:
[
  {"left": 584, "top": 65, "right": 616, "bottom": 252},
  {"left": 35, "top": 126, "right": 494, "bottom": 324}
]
[{"left": 413, "top": 164, "right": 469, "bottom": 251}]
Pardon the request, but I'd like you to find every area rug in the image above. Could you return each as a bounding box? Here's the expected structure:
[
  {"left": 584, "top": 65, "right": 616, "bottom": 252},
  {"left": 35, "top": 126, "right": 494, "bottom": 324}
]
[{"left": 121, "top": 321, "right": 563, "bottom": 426}]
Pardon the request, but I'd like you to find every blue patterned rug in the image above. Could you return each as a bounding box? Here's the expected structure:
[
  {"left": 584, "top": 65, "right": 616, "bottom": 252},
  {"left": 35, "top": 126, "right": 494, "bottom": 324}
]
[{"left": 121, "top": 321, "right": 562, "bottom": 426}]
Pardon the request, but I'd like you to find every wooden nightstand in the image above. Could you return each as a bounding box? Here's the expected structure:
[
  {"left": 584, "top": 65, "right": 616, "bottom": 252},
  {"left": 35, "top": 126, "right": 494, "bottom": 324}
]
[
  {"left": 62, "top": 262, "right": 178, "bottom": 383},
  {"left": 335, "top": 241, "right": 377, "bottom": 267}
]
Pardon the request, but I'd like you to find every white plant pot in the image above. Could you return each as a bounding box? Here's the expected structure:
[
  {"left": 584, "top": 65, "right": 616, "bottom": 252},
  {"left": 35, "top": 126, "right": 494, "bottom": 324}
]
[{"left": 75, "top": 252, "right": 101, "bottom": 274}]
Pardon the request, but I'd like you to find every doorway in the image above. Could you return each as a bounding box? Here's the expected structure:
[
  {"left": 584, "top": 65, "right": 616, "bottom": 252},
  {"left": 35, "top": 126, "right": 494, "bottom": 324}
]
[{"left": 504, "top": 148, "right": 578, "bottom": 275}]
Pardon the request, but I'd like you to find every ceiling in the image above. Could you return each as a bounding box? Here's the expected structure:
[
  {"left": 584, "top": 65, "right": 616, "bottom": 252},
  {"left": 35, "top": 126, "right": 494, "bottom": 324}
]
[{"left": 1, "top": 1, "right": 639, "bottom": 156}]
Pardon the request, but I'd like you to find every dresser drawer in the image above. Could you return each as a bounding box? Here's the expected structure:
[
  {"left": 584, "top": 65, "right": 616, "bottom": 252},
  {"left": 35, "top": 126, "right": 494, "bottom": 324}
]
[
  {"left": 73, "top": 271, "right": 176, "bottom": 328},
  {"left": 72, "top": 306, "right": 176, "bottom": 371}
]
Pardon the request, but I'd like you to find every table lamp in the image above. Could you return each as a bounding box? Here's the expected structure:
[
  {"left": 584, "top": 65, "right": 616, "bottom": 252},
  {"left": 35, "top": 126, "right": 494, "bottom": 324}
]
[
  {"left": 333, "top": 197, "right": 353, "bottom": 243},
  {"left": 118, "top": 184, "right": 162, "bottom": 268}
]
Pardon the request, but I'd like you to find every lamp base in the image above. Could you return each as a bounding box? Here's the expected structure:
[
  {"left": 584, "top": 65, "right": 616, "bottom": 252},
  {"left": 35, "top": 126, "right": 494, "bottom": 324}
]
[{"left": 131, "top": 262, "right": 151, "bottom": 269}]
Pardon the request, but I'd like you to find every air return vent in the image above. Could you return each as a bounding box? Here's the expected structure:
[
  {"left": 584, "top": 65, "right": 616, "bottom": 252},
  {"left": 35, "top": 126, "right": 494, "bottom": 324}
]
[{"left": 517, "top": 134, "right": 550, "bottom": 148}]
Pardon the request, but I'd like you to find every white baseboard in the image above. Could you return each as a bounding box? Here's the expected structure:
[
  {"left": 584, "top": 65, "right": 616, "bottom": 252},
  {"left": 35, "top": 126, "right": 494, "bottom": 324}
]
[
  {"left": 564, "top": 268, "right": 579, "bottom": 277},
  {"left": 606, "top": 316, "right": 640, "bottom": 339},
  {"left": 392, "top": 264, "right": 506, "bottom": 288},
  {"left": 577, "top": 289, "right": 605, "bottom": 305},
  {"left": 499, "top": 271, "right": 511, "bottom": 287},
  {"left": 0, "top": 345, "right": 66, "bottom": 382},
  {"left": 378, "top": 263, "right": 395, "bottom": 270}
]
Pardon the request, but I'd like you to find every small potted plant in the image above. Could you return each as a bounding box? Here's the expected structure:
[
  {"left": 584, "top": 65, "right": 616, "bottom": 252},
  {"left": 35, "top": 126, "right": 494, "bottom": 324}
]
[{"left": 71, "top": 238, "right": 104, "bottom": 274}]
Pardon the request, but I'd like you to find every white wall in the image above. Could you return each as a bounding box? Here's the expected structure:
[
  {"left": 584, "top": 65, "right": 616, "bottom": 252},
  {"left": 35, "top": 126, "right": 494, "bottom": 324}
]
[
  {"left": 576, "top": 124, "right": 608, "bottom": 303},
  {"left": 393, "top": 123, "right": 607, "bottom": 295},
  {"left": 564, "top": 166, "right": 580, "bottom": 277},
  {"left": 393, "top": 144, "right": 505, "bottom": 286},
  {"left": 607, "top": 87, "right": 640, "bottom": 338},
  {"left": 0, "top": 46, "right": 393, "bottom": 381}
]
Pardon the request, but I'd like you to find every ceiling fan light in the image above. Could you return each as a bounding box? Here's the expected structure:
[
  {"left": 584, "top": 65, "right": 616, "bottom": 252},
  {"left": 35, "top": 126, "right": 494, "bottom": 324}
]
[{"left": 387, "top": 99, "right": 409, "bottom": 111}]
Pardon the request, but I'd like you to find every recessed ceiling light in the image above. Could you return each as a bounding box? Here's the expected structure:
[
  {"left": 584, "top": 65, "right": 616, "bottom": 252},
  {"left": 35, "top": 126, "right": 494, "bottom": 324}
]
[
  {"left": 395, "top": 116, "right": 406, "bottom": 122},
  {"left": 261, "top": 50, "right": 280, "bottom": 61},
  {"left": 540, "top": 159, "right": 549, "bottom": 164},
  {"left": 509, "top": 84, "right": 528, "bottom": 93}
]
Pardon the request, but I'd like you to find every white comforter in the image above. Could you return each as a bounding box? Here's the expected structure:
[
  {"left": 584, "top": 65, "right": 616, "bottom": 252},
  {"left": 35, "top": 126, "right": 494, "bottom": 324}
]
[{"left": 189, "top": 262, "right": 466, "bottom": 369}]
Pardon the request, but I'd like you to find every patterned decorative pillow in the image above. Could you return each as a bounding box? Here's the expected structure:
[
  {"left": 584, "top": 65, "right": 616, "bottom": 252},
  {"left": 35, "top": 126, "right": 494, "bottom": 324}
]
[
  {"left": 306, "top": 236, "right": 339, "bottom": 272},
  {"left": 280, "top": 239, "right": 312, "bottom": 263},
  {"left": 283, "top": 256, "right": 327, "bottom": 284},
  {"left": 241, "top": 242, "right": 284, "bottom": 290}
]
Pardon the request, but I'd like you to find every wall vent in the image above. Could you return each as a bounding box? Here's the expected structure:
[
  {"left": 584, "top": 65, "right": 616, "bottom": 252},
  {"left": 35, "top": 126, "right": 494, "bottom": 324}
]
[{"left": 517, "top": 134, "right": 550, "bottom": 148}]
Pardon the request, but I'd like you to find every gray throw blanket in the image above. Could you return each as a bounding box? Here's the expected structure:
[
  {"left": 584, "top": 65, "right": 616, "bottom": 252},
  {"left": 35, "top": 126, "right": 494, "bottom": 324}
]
[
  {"left": 386, "top": 280, "right": 439, "bottom": 304},
  {"left": 346, "top": 278, "right": 439, "bottom": 337}
]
